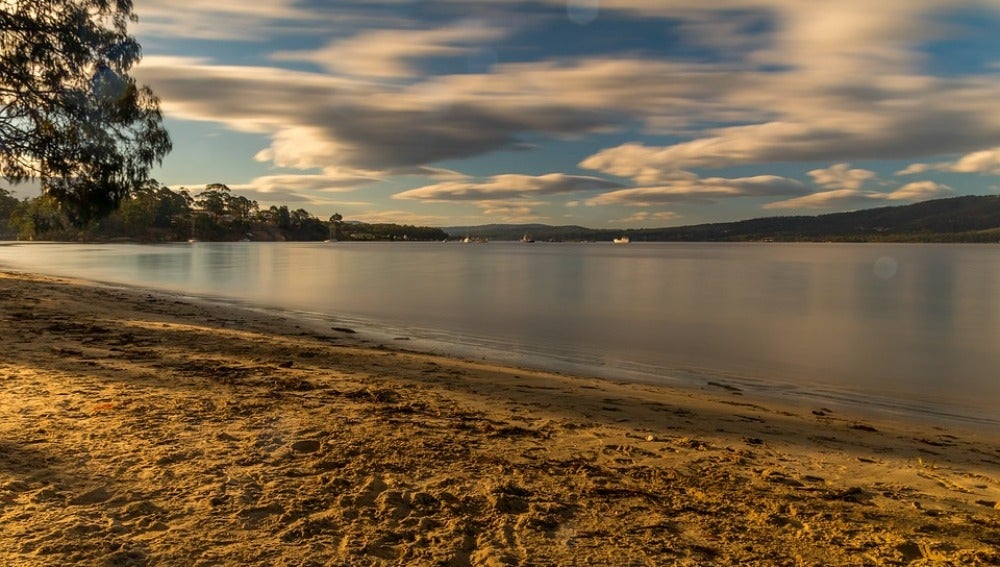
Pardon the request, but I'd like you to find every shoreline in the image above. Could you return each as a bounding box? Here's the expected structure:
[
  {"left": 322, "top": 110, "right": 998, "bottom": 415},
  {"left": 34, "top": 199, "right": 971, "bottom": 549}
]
[
  {"left": 1, "top": 270, "right": 999, "bottom": 565},
  {"left": 0, "top": 243, "right": 1000, "bottom": 429},
  {"left": 2, "top": 256, "right": 996, "bottom": 433},
  {"left": 5, "top": 237, "right": 1000, "bottom": 434},
  {"left": 136, "top": 305, "right": 1000, "bottom": 434}
]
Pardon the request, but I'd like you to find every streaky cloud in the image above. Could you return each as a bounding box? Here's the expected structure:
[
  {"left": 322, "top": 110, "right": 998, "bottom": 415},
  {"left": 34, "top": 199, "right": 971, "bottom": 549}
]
[
  {"left": 271, "top": 22, "right": 508, "bottom": 79},
  {"left": 394, "top": 173, "right": 623, "bottom": 202},
  {"left": 897, "top": 148, "right": 1000, "bottom": 176},
  {"left": 586, "top": 175, "right": 807, "bottom": 206},
  {"left": 764, "top": 181, "right": 952, "bottom": 210}
]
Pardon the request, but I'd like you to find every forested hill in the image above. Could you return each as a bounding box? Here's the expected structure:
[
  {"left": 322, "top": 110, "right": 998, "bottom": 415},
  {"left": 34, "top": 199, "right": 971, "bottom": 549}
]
[{"left": 447, "top": 195, "right": 1000, "bottom": 242}]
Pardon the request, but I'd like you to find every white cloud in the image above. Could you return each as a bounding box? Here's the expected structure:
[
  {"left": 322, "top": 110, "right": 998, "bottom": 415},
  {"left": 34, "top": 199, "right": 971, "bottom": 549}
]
[
  {"left": 350, "top": 210, "right": 450, "bottom": 226},
  {"left": 674, "top": 10, "right": 774, "bottom": 54},
  {"left": 162, "top": 171, "right": 382, "bottom": 211},
  {"left": 571, "top": 2, "right": 1000, "bottom": 175},
  {"left": 479, "top": 203, "right": 543, "bottom": 220},
  {"left": 162, "top": 182, "right": 312, "bottom": 206},
  {"left": 586, "top": 175, "right": 806, "bottom": 206},
  {"left": 614, "top": 211, "right": 682, "bottom": 225},
  {"left": 951, "top": 149, "right": 1000, "bottom": 174},
  {"left": 897, "top": 147, "right": 1000, "bottom": 176},
  {"left": 140, "top": 32, "right": 1000, "bottom": 186},
  {"left": 764, "top": 181, "right": 952, "bottom": 209},
  {"left": 885, "top": 181, "right": 952, "bottom": 201},
  {"left": 808, "top": 163, "right": 876, "bottom": 191},
  {"left": 138, "top": 56, "right": 695, "bottom": 174},
  {"left": 393, "top": 173, "right": 622, "bottom": 202},
  {"left": 895, "top": 163, "right": 933, "bottom": 175},
  {"left": 581, "top": 88, "right": 1000, "bottom": 171},
  {"left": 220, "top": 188, "right": 313, "bottom": 204},
  {"left": 135, "top": 0, "right": 315, "bottom": 40},
  {"left": 272, "top": 22, "right": 507, "bottom": 79},
  {"left": 133, "top": 1, "right": 1000, "bottom": 217},
  {"left": 232, "top": 172, "right": 378, "bottom": 194},
  {"left": 406, "top": 167, "right": 470, "bottom": 180},
  {"left": 578, "top": 143, "right": 702, "bottom": 185},
  {"left": 763, "top": 189, "right": 873, "bottom": 210},
  {"left": 457, "top": 0, "right": 976, "bottom": 79}
]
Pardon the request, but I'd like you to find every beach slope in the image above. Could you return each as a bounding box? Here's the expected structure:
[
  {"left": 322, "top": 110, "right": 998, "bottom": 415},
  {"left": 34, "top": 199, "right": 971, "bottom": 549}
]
[{"left": 1, "top": 271, "right": 998, "bottom": 565}]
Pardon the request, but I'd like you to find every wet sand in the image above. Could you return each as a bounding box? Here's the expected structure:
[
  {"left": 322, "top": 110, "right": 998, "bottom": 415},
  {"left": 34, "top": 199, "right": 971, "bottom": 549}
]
[{"left": 1, "top": 270, "right": 998, "bottom": 565}]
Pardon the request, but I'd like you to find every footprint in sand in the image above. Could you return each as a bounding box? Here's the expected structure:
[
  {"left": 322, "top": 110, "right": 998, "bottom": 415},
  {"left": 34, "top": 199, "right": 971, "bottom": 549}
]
[
  {"left": 68, "top": 486, "right": 112, "bottom": 506},
  {"left": 290, "top": 439, "right": 321, "bottom": 453}
]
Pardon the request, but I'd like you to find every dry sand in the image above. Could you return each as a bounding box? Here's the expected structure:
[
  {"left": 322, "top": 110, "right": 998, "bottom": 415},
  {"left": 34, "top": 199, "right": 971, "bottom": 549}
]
[{"left": 1, "top": 270, "right": 999, "bottom": 566}]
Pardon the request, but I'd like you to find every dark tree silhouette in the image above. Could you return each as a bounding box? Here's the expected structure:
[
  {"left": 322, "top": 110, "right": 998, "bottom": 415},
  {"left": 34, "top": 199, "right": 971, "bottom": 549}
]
[
  {"left": 0, "top": 0, "right": 171, "bottom": 225},
  {"left": 329, "top": 212, "right": 343, "bottom": 240}
]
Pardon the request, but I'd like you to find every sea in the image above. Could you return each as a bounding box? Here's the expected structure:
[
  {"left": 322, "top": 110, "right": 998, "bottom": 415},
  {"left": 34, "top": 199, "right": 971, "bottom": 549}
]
[{"left": 3, "top": 241, "right": 999, "bottom": 426}]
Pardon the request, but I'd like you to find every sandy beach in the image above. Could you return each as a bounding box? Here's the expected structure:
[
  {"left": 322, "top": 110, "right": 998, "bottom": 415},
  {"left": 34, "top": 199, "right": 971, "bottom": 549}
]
[{"left": 1, "top": 270, "right": 998, "bottom": 565}]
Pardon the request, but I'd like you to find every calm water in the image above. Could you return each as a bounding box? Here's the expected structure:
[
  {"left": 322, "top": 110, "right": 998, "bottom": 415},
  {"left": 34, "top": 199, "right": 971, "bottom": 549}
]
[{"left": 3, "top": 241, "right": 999, "bottom": 424}]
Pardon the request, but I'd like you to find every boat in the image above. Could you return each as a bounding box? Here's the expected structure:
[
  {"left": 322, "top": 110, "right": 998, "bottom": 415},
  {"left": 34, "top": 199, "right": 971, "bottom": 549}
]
[
  {"left": 613, "top": 236, "right": 630, "bottom": 244},
  {"left": 521, "top": 234, "right": 535, "bottom": 243}
]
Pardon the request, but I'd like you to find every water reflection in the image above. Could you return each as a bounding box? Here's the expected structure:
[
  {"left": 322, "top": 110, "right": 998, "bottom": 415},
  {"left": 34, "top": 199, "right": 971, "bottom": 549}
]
[{"left": 2, "top": 241, "right": 998, "bottom": 422}]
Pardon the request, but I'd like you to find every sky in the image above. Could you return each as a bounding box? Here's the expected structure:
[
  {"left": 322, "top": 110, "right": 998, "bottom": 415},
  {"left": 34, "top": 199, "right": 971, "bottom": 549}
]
[{"left": 102, "top": 0, "right": 1000, "bottom": 227}]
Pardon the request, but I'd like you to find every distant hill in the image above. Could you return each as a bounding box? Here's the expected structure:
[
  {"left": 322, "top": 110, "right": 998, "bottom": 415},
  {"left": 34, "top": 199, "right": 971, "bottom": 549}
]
[
  {"left": 443, "top": 223, "right": 596, "bottom": 242},
  {"left": 445, "top": 195, "right": 1000, "bottom": 242}
]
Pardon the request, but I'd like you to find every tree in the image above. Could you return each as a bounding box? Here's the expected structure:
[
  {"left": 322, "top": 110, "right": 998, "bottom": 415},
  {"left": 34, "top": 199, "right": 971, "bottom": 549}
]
[
  {"left": 116, "top": 179, "right": 191, "bottom": 240},
  {"left": 329, "top": 212, "right": 343, "bottom": 241},
  {"left": 0, "top": 0, "right": 171, "bottom": 226},
  {"left": 8, "top": 194, "right": 71, "bottom": 240},
  {"left": 0, "top": 187, "right": 19, "bottom": 238},
  {"left": 195, "top": 184, "right": 230, "bottom": 221},
  {"left": 288, "top": 208, "right": 328, "bottom": 241},
  {"left": 227, "top": 194, "right": 257, "bottom": 222},
  {"left": 275, "top": 205, "right": 292, "bottom": 230}
]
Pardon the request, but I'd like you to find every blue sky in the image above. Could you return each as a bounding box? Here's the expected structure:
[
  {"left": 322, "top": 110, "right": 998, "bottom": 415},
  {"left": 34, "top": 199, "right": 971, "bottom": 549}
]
[{"left": 112, "top": 0, "right": 1000, "bottom": 227}]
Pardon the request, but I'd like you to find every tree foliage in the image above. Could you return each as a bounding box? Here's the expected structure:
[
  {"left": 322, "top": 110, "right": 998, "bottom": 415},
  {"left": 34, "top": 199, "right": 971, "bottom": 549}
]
[
  {"left": 117, "top": 180, "right": 192, "bottom": 240},
  {"left": 7, "top": 192, "right": 72, "bottom": 240},
  {"left": 347, "top": 222, "right": 447, "bottom": 241},
  {"left": 0, "top": 187, "right": 19, "bottom": 237},
  {"left": 1, "top": 183, "right": 452, "bottom": 242},
  {"left": 329, "top": 212, "right": 343, "bottom": 241},
  {"left": 0, "top": 0, "right": 171, "bottom": 225},
  {"left": 187, "top": 184, "right": 260, "bottom": 240}
]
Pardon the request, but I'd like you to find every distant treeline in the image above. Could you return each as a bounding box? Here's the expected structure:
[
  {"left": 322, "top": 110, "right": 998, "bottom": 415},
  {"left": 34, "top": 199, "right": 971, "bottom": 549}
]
[
  {"left": 447, "top": 195, "right": 1000, "bottom": 243},
  {"left": 0, "top": 183, "right": 447, "bottom": 242},
  {"left": 5, "top": 187, "right": 999, "bottom": 244}
]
